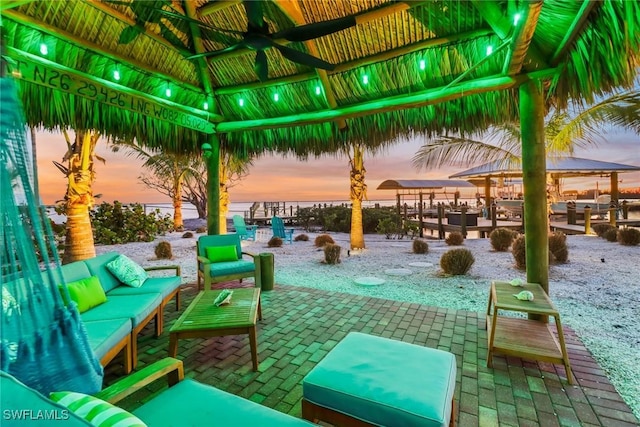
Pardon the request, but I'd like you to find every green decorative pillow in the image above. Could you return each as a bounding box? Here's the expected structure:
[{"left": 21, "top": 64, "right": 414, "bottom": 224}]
[
  {"left": 206, "top": 245, "right": 239, "bottom": 263},
  {"left": 106, "top": 255, "right": 148, "bottom": 288},
  {"left": 63, "top": 276, "right": 107, "bottom": 313},
  {"left": 50, "top": 391, "right": 147, "bottom": 427}
]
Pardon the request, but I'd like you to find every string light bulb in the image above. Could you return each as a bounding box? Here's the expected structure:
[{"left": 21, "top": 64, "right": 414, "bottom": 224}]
[
  {"left": 273, "top": 93, "right": 279, "bottom": 102},
  {"left": 419, "top": 59, "right": 426, "bottom": 70},
  {"left": 486, "top": 46, "right": 493, "bottom": 56},
  {"left": 513, "top": 13, "right": 522, "bottom": 26},
  {"left": 362, "top": 74, "right": 369, "bottom": 85},
  {"left": 39, "top": 43, "right": 48, "bottom": 55},
  {"left": 203, "top": 101, "right": 209, "bottom": 110},
  {"left": 113, "top": 70, "right": 121, "bottom": 81},
  {"left": 239, "top": 98, "right": 245, "bottom": 107},
  {"left": 315, "top": 86, "right": 322, "bottom": 95}
]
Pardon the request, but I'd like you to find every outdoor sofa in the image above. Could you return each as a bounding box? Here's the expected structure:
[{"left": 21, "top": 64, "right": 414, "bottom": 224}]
[{"left": 59, "top": 252, "right": 182, "bottom": 372}]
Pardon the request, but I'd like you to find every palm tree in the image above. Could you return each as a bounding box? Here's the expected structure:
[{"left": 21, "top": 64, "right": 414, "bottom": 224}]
[
  {"left": 413, "top": 89, "right": 640, "bottom": 181},
  {"left": 349, "top": 143, "right": 367, "bottom": 249},
  {"left": 218, "top": 149, "right": 253, "bottom": 233},
  {"left": 54, "top": 129, "right": 103, "bottom": 263}
]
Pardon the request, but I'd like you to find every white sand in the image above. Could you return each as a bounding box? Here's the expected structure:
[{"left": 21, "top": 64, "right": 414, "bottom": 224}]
[{"left": 98, "top": 228, "right": 640, "bottom": 418}]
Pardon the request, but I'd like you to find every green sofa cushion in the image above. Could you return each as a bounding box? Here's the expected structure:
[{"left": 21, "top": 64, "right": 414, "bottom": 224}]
[
  {"left": 84, "top": 252, "right": 121, "bottom": 293},
  {"left": 206, "top": 245, "right": 238, "bottom": 263},
  {"left": 133, "top": 379, "right": 312, "bottom": 426},
  {"left": 107, "top": 276, "right": 181, "bottom": 300},
  {"left": 80, "top": 293, "right": 161, "bottom": 327},
  {"left": 83, "top": 318, "right": 132, "bottom": 361},
  {"left": 302, "top": 332, "right": 457, "bottom": 427},
  {"left": 64, "top": 276, "right": 107, "bottom": 314}
]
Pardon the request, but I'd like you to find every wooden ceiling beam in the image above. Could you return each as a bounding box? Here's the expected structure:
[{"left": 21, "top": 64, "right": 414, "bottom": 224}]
[
  {"left": 213, "top": 28, "right": 493, "bottom": 95},
  {"left": 86, "top": 0, "right": 191, "bottom": 58},
  {"left": 199, "top": 0, "right": 242, "bottom": 17},
  {"left": 472, "top": 0, "right": 548, "bottom": 70},
  {"left": 2, "top": 9, "right": 204, "bottom": 93},
  {"left": 217, "top": 68, "right": 557, "bottom": 132},
  {"left": 0, "top": 1, "right": 36, "bottom": 11},
  {"left": 273, "top": 0, "right": 346, "bottom": 129},
  {"left": 206, "top": 1, "right": 425, "bottom": 64},
  {"left": 504, "top": 1, "right": 542, "bottom": 75},
  {"left": 550, "top": 0, "right": 598, "bottom": 66},
  {"left": 185, "top": 1, "right": 217, "bottom": 114}
]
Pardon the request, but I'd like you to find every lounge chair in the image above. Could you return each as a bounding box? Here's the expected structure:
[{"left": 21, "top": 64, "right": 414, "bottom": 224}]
[
  {"left": 196, "top": 234, "right": 261, "bottom": 290},
  {"left": 1, "top": 358, "right": 312, "bottom": 426},
  {"left": 271, "top": 216, "right": 294, "bottom": 244},
  {"left": 232, "top": 214, "right": 258, "bottom": 241}
]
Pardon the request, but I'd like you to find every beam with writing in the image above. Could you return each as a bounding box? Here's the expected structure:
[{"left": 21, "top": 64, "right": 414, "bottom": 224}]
[{"left": 6, "top": 47, "right": 217, "bottom": 134}]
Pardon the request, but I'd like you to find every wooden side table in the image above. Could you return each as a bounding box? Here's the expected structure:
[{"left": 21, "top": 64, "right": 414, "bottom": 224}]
[
  {"left": 169, "top": 288, "right": 262, "bottom": 371},
  {"left": 486, "top": 281, "right": 573, "bottom": 384}
]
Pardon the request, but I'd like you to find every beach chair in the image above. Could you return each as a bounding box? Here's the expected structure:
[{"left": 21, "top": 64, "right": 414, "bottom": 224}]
[
  {"left": 271, "top": 216, "right": 294, "bottom": 244},
  {"left": 232, "top": 215, "right": 258, "bottom": 241},
  {"left": 196, "top": 234, "right": 261, "bottom": 290}
]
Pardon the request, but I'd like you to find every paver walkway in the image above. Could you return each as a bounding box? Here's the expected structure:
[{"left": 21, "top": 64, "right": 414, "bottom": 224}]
[{"left": 105, "top": 283, "right": 639, "bottom": 427}]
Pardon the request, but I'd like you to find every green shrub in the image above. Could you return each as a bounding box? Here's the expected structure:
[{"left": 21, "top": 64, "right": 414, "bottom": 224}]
[
  {"left": 296, "top": 206, "right": 401, "bottom": 234},
  {"left": 376, "top": 218, "right": 400, "bottom": 239},
  {"left": 593, "top": 223, "right": 616, "bottom": 238},
  {"left": 413, "top": 239, "right": 429, "bottom": 254},
  {"left": 549, "top": 231, "right": 569, "bottom": 264},
  {"left": 323, "top": 243, "right": 341, "bottom": 264},
  {"left": 512, "top": 235, "right": 526, "bottom": 269},
  {"left": 440, "top": 248, "right": 475, "bottom": 275},
  {"left": 445, "top": 231, "right": 464, "bottom": 246},
  {"left": 403, "top": 223, "right": 420, "bottom": 240},
  {"left": 268, "top": 236, "right": 283, "bottom": 247},
  {"left": 294, "top": 234, "right": 309, "bottom": 242},
  {"left": 195, "top": 226, "right": 207, "bottom": 234},
  {"left": 314, "top": 234, "right": 335, "bottom": 247},
  {"left": 618, "top": 227, "right": 640, "bottom": 246},
  {"left": 90, "top": 201, "right": 173, "bottom": 245},
  {"left": 604, "top": 228, "right": 618, "bottom": 242},
  {"left": 154, "top": 241, "right": 172, "bottom": 259},
  {"left": 490, "top": 228, "right": 516, "bottom": 251},
  {"left": 182, "top": 231, "right": 194, "bottom": 238}
]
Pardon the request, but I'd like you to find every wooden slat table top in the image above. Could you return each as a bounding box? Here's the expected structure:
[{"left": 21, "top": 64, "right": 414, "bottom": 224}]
[
  {"left": 491, "top": 281, "right": 559, "bottom": 316},
  {"left": 170, "top": 288, "right": 260, "bottom": 333}
]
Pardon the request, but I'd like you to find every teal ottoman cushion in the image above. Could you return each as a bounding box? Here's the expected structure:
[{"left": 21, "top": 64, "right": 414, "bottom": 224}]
[
  {"left": 303, "top": 332, "right": 457, "bottom": 427},
  {"left": 133, "top": 379, "right": 313, "bottom": 426}
]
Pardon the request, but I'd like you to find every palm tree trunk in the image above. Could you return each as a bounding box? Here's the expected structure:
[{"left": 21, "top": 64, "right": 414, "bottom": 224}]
[
  {"left": 349, "top": 145, "right": 367, "bottom": 249},
  {"left": 172, "top": 182, "right": 183, "bottom": 230},
  {"left": 62, "top": 130, "right": 98, "bottom": 263},
  {"left": 219, "top": 158, "right": 229, "bottom": 234},
  {"left": 30, "top": 127, "right": 40, "bottom": 200}
]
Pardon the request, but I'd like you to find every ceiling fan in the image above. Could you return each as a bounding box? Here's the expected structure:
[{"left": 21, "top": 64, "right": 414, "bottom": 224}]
[{"left": 187, "top": 1, "right": 358, "bottom": 81}]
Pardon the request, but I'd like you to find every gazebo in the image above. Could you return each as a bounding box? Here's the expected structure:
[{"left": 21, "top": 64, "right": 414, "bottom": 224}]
[
  {"left": 2, "top": 0, "right": 639, "bottom": 293},
  {"left": 450, "top": 156, "right": 640, "bottom": 205}
]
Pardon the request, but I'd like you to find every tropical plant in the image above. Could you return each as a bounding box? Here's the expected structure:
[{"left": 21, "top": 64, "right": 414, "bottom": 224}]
[
  {"left": 490, "top": 228, "right": 517, "bottom": 251},
  {"left": 618, "top": 227, "right": 640, "bottom": 246},
  {"left": 314, "top": 234, "right": 335, "bottom": 247},
  {"left": 440, "top": 248, "right": 475, "bottom": 275},
  {"left": 348, "top": 143, "right": 367, "bottom": 249},
  {"left": 155, "top": 241, "right": 173, "bottom": 259},
  {"left": 323, "top": 243, "right": 341, "bottom": 264},
  {"left": 412, "top": 239, "right": 429, "bottom": 254},
  {"left": 445, "top": 231, "right": 464, "bottom": 246},
  {"left": 53, "top": 129, "right": 103, "bottom": 263},
  {"left": 268, "top": 236, "right": 283, "bottom": 247}
]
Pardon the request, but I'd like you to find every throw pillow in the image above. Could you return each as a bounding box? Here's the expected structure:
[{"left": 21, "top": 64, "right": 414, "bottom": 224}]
[
  {"left": 50, "top": 391, "right": 147, "bottom": 427},
  {"left": 206, "top": 245, "right": 239, "bottom": 263},
  {"left": 106, "top": 255, "right": 148, "bottom": 288},
  {"left": 63, "top": 276, "right": 107, "bottom": 313}
]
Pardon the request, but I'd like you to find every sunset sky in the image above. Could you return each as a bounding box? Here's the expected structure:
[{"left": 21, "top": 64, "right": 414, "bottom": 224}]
[{"left": 35, "top": 127, "right": 640, "bottom": 206}]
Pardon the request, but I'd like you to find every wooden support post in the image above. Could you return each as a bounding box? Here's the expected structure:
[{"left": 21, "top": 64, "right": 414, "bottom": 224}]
[
  {"left": 611, "top": 172, "right": 619, "bottom": 204},
  {"left": 437, "top": 204, "right": 445, "bottom": 240},
  {"left": 584, "top": 206, "right": 592, "bottom": 234},
  {"left": 622, "top": 200, "right": 629, "bottom": 220},
  {"left": 460, "top": 205, "right": 468, "bottom": 238},
  {"left": 491, "top": 203, "right": 497, "bottom": 230},
  {"left": 520, "top": 80, "right": 549, "bottom": 302},
  {"left": 205, "top": 135, "right": 221, "bottom": 235},
  {"left": 418, "top": 192, "right": 424, "bottom": 238},
  {"left": 609, "top": 206, "right": 617, "bottom": 226}
]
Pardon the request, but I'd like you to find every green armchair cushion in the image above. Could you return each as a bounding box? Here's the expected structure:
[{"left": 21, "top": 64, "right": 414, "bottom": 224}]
[
  {"left": 106, "top": 255, "right": 148, "bottom": 288},
  {"left": 64, "top": 276, "right": 107, "bottom": 314},
  {"left": 50, "top": 391, "right": 146, "bottom": 427},
  {"left": 206, "top": 245, "right": 239, "bottom": 263}
]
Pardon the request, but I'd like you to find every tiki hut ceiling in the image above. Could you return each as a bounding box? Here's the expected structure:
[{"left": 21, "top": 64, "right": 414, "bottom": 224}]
[{"left": 2, "top": 1, "right": 639, "bottom": 156}]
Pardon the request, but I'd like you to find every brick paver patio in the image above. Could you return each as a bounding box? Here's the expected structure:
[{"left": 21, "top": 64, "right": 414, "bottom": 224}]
[{"left": 105, "top": 283, "right": 639, "bottom": 427}]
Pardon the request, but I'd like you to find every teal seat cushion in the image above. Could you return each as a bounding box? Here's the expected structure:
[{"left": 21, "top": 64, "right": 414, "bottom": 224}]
[
  {"left": 302, "top": 332, "right": 457, "bottom": 427},
  {"left": 207, "top": 259, "right": 255, "bottom": 276},
  {"left": 83, "top": 318, "right": 132, "bottom": 361},
  {"left": 83, "top": 252, "right": 121, "bottom": 293},
  {"left": 60, "top": 261, "right": 92, "bottom": 283},
  {"left": 107, "top": 276, "right": 181, "bottom": 300},
  {"left": 133, "top": 379, "right": 312, "bottom": 427},
  {"left": 0, "top": 371, "right": 92, "bottom": 426},
  {"left": 80, "top": 293, "right": 161, "bottom": 327}
]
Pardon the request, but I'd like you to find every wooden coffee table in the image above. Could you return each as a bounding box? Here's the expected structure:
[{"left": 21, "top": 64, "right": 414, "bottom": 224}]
[{"left": 169, "top": 288, "right": 262, "bottom": 371}]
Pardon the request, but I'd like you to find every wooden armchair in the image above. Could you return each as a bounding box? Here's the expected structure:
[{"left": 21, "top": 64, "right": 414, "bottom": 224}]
[
  {"left": 196, "top": 234, "right": 261, "bottom": 291},
  {"left": 271, "top": 216, "right": 294, "bottom": 244},
  {"left": 232, "top": 215, "right": 258, "bottom": 241}
]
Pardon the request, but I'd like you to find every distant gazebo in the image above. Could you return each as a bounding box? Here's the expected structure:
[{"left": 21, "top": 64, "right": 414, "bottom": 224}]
[
  {"left": 449, "top": 157, "right": 640, "bottom": 204},
  {"left": 377, "top": 179, "right": 476, "bottom": 216}
]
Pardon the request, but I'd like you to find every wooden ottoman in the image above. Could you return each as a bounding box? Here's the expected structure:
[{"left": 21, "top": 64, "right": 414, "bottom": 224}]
[{"left": 302, "top": 332, "right": 457, "bottom": 427}]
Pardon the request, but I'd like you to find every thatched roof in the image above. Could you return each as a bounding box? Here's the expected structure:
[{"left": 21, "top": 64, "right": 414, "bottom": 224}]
[
  {"left": 450, "top": 156, "right": 640, "bottom": 179},
  {"left": 2, "top": 1, "right": 639, "bottom": 156}
]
